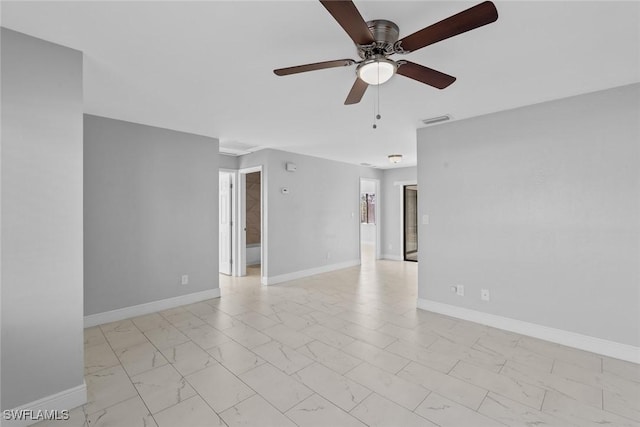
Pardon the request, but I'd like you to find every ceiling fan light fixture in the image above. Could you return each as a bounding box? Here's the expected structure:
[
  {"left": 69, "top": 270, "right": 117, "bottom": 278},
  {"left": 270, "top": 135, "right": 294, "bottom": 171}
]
[
  {"left": 357, "top": 58, "right": 397, "bottom": 85},
  {"left": 388, "top": 154, "right": 403, "bottom": 164}
]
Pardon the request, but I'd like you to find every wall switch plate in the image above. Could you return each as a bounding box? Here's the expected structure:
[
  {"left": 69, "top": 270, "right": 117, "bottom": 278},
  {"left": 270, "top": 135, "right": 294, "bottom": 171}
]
[
  {"left": 456, "top": 285, "right": 464, "bottom": 296},
  {"left": 481, "top": 289, "right": 490, "bottom": 301},
  {"left": 422, "top": 214, "right": 429, "bottom": 225},
  {"left": 181, "top": 274, "right": 189, "bottom": 285}
]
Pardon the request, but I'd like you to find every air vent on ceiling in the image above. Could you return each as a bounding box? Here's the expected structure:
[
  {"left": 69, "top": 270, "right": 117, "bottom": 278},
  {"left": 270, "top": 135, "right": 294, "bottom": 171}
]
[
  {"left": 422, "top": 115, "right": 452, "bottom": 126},
  {"left": 219, "top": 141, "right": 261, "bottom": 156}
]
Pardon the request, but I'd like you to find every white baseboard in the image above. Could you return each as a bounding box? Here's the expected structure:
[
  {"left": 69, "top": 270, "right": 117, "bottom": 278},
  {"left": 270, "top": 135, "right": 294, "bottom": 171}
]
[
  {"left": 382, "top": 254, "right": 404, "bottom": 261},
  {"left": 84, "top": 288, "right": 221, "bottom": 328},
  {"left": 417, "top": 299, "right": 640, "bottom": 364},
  {"left": 3, "top": 383, "right": 86, "bottom": 427},
  {"left": 264, "top": 259, "right": 361, "bottom": 286}
]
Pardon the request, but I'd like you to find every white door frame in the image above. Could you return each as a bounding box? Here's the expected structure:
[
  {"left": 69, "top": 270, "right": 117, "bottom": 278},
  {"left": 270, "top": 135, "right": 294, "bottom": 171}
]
[
  {"left": 237, "top": 166, "right": 265, "bottom": 282},
  {"left": 219, "top": 169, "right": 236, "bottom": 275},
  {"left": 359, "top": 177, "right": 382, "bottom": 260},
  {"left": 395, "top": 180, "right": 417, "bottom": 261}
]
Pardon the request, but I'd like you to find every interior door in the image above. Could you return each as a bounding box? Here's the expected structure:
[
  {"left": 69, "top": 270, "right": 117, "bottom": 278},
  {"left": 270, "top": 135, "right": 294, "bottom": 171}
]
[
  {"left": 404, "top": 185, "right": 418, "bottom": 262},
  {"left": 219, "top": 172, "right": 232, "bottom": 275}
]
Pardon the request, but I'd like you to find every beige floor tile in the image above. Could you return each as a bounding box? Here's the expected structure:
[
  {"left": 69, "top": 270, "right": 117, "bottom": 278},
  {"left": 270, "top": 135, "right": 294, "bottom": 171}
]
[
  {"left": 415, "top": 392, "right": 504, "bottom": 427},
  {"left": 479, "top": 392, "right": 581, "bottom": 427},
  {"left": 261, "top": 323, "right": 314, "bottom": 348},
  {"left": 542, "top": 390, "right": 638, "bottom": 427},
  {"left": 183, "top": 301, "right": 218, "bottom": 317},
  {"left": 450, "top": 361, "right": 545, "bottom": 409},
  {"left": 207, "top": 340, "right": 265, "bottom": 375},
  {"left": 131, "top": 313, "right": 172, "bottom": 332},
  {"left": 131, "top": 364, "right": 196, "bottom": 414},
  {"left": 473, "top": 336, "right": 554, "bottom": 373},
  {"left": 343, "top": 339, "right": 410, "bottom": 373},
  {"left": 143, "top": 324, "right": 190, "bottom": 350},
  {"left": 267, "top": 310, "right": 315, "bottom": 330},
  {"left": 604, "top": 388, "right": 640, "bottom": 422},
  {"left": 350, "top": 393, "right": 438, "bottom": 427},
  {"left": 291, "top": 362, "right": 371, "bottom": 411},
  {"left": 297, "top": 340, "right": 363, "bottom": 374},
  {"left": 86, "top": 396, "right": 156, "bottom": 427},
  {"left": 235, "top": 311, "right": 279, "bottom": 330},
  {"left": 186, "top": 363, "right": 255, "bottom": 413},
  {"left": 77, "top": 261, "right": 638, "bottom": 427},
  {"left": 502, "top": 360, "right": 602, "bottom": 408},
  {"left": 199, "top": 309, "right": 241, "bottom": 331},
  {"left": 385, "top": 340, "right": 459, "bottom": 373},
  {"left": 220, "top": 394, "right": 296, "bottom": 427},
  {"left": 603, "top": 357, "right": 640, "bottom": 383},
  {"left": 239, "top": 363, "right": 313, "bottom": 412},
  {"left": 102, "top": 321, "right": 148, "bottom": 351},
  {"left": 154, "top": 395, "right": 225, "bottom": 427},
  {"left": 84, "top": 326, "right": 107, "bottom": 348},
  {"left": 180, "top": 323, "right": 230, "bottom": 349},
  {"left": 300, "top": 324, "right": 355, "bottom": 349},
  {"left": 115, "top": 341, "right": 168, "bottom": 376},
  {"left": 518, "top": 337, "right": 603, "bottom": 371},
  {"left": 252, "top": 340, "right": 314, "bottom": 374},
  {"left": 222, "top": 323, "right": 271, "bottom": 348},
  {"left": 346, "top": 362, "right": 429, "bottom": 410},
  {"left": 429, "top": 338, "right": 506, "bottom": 373},
  {"left": 85, "top": 342, "right": 120, "bottom": 375},
  {"left": 160, "top": 341, "right": 219, "bottom": 376},
  {"left": 85, "top": 365, "right": 138, "bottom": 415},
  {"left": 285, "top": 394, "right": 366, "bottom": 427},
  {"left": 398, "top": 361, "right": 488, "bottom": 410}
]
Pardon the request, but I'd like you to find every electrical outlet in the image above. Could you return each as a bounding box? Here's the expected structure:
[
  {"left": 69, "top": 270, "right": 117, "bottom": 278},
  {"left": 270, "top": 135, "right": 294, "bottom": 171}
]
[
  {"left": 456, "top": 285, "right": 464, "bottom": 296},
  {"left": 481, "top": 289, "right": 490, "bottom": 301},
  {"left": 181, "top": 274, "right": 189, "bottom": 286},
  {"left": 326, "top": 252, "right": 331, "bottom": 260}
]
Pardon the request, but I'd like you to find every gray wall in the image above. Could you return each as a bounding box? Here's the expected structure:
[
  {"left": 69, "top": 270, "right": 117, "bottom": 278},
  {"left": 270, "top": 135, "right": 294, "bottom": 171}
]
[
  {"left": 417, "top": 84, "right": 640, "bottom": 346},
  {"left": 219, "top": 153, "right": 239, "bottom": 170},
  {"left": 84, "top": 115, "right": 219, "bottom": 315},
  {"left": 1, "top": 29, "right": 84, "bottom": 409},
  {"left": 381, "top": 167, "right": 417, "bottom": 259},
  {"left": 239, "top": 149, "right": 382, "bottom": 279}
]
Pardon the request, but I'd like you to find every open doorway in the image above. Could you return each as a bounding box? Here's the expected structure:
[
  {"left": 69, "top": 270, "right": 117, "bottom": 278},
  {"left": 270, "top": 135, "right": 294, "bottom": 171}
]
[
  {"left": 219, "top": 171, "right": 234, "bottom": 275},
  {"left": 360, "top": 178, "right": 380, "bottom": 263},
  {"left": 237, "top": 166, "right": 264, "bottom": 281},
  {"left": 404, "top": 185, "right": 418, "bottom": 262}
]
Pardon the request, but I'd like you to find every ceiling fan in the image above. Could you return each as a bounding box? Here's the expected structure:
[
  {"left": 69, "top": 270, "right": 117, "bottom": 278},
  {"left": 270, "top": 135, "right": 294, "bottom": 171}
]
[{"left": 274, "top": 1, "right": 498, "bottom": 105}]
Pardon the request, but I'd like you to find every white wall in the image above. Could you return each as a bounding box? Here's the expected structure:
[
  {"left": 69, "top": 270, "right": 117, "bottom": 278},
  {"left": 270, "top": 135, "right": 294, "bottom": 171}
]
[
  {"left": 239, "top": 149, "right": 382, "bottom": 282},
  {"left": 84, "top": 115, "right": 219, "bottom": 316},
  {"left": 1, "top": 29, "right": 85, "bottom": 410},
  {"left": 417, "top": 84, "right": 640, "bottom": 348},
  {"left": 381, "top": 167, "right": 417, "bottom": 260}
]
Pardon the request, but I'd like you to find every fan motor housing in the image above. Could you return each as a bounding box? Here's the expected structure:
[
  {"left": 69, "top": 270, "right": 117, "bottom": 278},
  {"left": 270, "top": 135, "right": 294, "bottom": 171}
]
[{"left": 358, "top": 19, "right": 400, "bottom": 58}]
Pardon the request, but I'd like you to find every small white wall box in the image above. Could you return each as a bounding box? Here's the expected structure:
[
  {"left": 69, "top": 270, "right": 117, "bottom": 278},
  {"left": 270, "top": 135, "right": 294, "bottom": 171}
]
[{"left": 286, "top": 162, "right": 297, "bottom": 172}]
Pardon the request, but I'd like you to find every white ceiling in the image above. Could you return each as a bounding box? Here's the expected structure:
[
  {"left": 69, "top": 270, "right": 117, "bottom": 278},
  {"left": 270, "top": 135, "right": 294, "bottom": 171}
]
[{"left": 2, "top": 1, "right": 639, "bottom": 168}]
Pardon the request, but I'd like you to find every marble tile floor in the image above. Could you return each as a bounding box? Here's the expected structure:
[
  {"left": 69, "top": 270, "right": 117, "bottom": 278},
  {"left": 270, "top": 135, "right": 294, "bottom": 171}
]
[{"left": 36, "top": 259, "right": 639, "bottom": 427}]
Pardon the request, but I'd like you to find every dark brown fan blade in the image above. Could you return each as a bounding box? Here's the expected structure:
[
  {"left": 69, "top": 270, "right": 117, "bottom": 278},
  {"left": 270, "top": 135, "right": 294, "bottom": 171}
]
[
  {"left": 320, "top": 0, "right": 375, "bottom": 46},
  {"left": 396, "top": 1, "right": 498, "bottom": 53},
  {"left": 274, "top": 59, "right": 355, "bottom": 76},
  {"left": 396, "top": 61, "right": 456, "bottom": 89},
  {"left": 344, "top": 78, "right": 368, "bottom": 105}
]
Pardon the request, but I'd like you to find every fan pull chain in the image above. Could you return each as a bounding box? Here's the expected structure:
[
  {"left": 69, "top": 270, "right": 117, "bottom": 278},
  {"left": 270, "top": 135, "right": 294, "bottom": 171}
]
[{"left": 373, "top": 64, "right": 382, "bottom": 129}]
